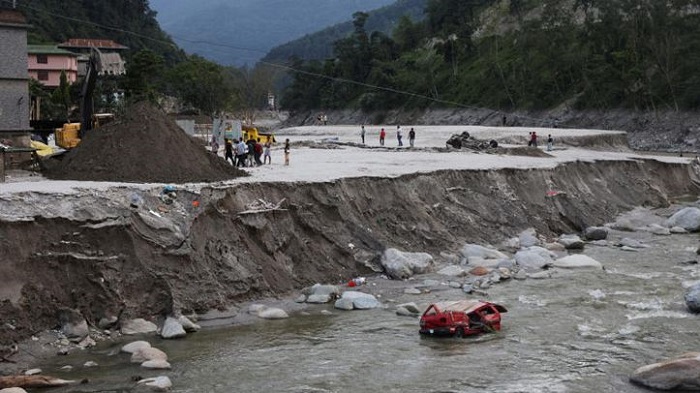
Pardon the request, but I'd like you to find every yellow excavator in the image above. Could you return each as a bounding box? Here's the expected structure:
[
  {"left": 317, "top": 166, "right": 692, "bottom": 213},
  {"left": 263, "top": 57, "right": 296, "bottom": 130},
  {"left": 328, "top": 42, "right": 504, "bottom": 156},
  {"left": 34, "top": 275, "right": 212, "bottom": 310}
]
[{"left": 242, "top": 125, "right": 275, "bottom": 144}]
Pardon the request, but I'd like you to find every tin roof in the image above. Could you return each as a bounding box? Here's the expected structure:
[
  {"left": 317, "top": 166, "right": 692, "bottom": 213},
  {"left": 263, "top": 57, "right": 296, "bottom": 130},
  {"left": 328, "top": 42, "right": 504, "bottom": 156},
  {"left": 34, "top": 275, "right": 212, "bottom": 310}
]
[
  {"left": 58, "top": 38, "right": 128, "bottom": 50},
  {"left": 28, "top": 45, "right": 78, "bottom": 56}
]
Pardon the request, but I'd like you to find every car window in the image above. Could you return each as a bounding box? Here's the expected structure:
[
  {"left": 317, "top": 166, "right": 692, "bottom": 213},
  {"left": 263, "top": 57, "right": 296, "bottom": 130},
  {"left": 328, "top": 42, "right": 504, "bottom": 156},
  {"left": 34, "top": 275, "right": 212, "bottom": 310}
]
[{"left": 425, "top": 306, "right": 437, "bottom": 316}]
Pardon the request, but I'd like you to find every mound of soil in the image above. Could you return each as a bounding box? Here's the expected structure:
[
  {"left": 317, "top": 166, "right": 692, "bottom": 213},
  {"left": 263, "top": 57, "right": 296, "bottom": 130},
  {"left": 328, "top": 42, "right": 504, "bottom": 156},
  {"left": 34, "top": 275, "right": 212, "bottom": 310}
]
[{"left": 46, "top": 102, "right": 244, "bottom": 183}]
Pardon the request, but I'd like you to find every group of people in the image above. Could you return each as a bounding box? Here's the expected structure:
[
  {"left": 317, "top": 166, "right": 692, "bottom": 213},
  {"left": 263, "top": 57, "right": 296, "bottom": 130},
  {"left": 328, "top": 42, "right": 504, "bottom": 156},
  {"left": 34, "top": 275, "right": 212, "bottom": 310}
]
[
  {"left": 363, "top": 125, "right": 416, "bottom": 147},
  {"left": 223, "top": 138, "right": 272, "bottom": 167},
  {"left": 528, "top": 131, "right": 554, "bottom": 151}
]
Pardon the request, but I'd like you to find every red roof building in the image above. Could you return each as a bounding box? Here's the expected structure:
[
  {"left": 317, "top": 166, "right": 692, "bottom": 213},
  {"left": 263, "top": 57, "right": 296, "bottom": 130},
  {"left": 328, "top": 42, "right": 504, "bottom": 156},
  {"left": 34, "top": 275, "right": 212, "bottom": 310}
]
[{"left": 58, "top": 38, "right": 128, "bottom": 51}]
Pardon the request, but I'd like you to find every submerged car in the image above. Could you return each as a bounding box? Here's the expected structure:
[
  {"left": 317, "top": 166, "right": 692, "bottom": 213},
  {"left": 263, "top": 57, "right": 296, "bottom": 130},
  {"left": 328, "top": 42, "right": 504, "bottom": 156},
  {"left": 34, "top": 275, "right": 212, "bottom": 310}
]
[{"left": 419, "top": 300, "right": 507, "bottom": 337}]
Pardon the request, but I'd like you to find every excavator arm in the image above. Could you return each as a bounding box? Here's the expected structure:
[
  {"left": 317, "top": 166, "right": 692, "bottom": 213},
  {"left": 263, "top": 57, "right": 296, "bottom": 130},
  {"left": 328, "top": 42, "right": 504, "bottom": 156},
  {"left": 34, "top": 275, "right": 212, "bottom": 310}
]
[{"left": 79, "top": 48, "right": 102, "bottom": 138}]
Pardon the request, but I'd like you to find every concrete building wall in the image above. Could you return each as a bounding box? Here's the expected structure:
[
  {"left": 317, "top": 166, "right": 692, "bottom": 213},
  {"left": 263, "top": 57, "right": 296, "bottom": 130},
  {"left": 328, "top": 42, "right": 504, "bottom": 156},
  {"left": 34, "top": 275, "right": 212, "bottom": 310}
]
[
  {"left": 0, "top": 80, "right": 30, "bottom": 132},
  {"left": 0, "top": 10, "right": 30, "bottom": 141},
  {"left": 0, "top": 27, "right": 27, "bottom": 80}
]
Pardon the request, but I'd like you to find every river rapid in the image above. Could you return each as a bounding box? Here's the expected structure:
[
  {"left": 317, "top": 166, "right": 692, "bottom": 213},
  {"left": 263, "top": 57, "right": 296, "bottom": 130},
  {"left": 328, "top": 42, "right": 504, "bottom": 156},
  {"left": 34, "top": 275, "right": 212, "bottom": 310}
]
[{"left": 35, "top": 206, "right": 700, "bottom": 393}]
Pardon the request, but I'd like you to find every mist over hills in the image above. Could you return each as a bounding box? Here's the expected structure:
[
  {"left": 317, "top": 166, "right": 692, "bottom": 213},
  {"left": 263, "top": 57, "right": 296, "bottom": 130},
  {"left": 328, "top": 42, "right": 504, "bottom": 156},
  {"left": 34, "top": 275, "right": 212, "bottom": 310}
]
[{"left": 149, "top": 0, "right": 396, "bottom": 66}]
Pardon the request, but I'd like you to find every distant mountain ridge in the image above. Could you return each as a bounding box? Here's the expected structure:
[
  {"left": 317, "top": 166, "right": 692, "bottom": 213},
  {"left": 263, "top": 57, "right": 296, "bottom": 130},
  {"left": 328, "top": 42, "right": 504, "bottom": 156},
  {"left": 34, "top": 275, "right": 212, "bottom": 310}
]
[
  {"left": 149, "top": 0, "right": 397, "bottom": 66},
  {"left": 262, "top": 0, "right": 427, "bottom": 64}
]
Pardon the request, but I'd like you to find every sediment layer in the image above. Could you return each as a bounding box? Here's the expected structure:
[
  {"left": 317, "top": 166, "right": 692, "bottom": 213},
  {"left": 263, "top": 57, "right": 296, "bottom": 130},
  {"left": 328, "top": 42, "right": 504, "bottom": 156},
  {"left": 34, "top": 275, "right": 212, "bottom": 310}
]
[{"left": 0, "top": 159, "right": 698, "bottom": 344}]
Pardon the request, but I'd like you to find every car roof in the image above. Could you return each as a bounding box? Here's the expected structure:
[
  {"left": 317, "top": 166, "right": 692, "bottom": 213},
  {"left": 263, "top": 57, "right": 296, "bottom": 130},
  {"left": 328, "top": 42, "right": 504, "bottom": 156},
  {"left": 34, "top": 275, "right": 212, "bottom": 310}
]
[{"left": 432, "top": 300, "right": 507, "bottom": 313}]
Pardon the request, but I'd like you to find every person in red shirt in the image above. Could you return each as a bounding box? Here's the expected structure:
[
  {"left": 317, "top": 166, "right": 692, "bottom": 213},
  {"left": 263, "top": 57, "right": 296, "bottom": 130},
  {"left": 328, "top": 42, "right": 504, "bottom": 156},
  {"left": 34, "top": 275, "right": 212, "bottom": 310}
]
[{"left": 379, "top": 128, "right": 386, "bottom": 146}]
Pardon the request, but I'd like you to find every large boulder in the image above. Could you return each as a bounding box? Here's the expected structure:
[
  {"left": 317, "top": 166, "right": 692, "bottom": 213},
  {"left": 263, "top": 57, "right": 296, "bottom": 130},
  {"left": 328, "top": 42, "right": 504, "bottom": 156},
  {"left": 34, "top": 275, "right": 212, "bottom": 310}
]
[
  {"left": 667, "top": 207, "right": 700, "bottom": 232},
  {"left": 514, "top": 247, "right": 553, "bottom": 271},
  {"left": 160, "top": 317, "right": 187, "bottom": 339},
  {"left": 58, "top": 309, "right": 89, "bottom": 342},
  {"left": 306, "top": 294, "right": 332, "bottom": 304},
  {"left": 121, "top": 319, "right": 158, "bottom": 335},
  {"left": 177, "top": 315, "right": 200, "bottom": 333},
  {"left": 137, "top": 376, "right": 172, "bottom": 391},
  {"left": 584, "top": 226, "right": 608, "bottom": 241},
  {"left": 459, "top": 244, "right": 508, "bottom": 260},
  {"left": 121, "top": 341, "right": 151, "bottom": 354},
  {"left": 519, "top": 228, "right": 540, "bottom": 248},
  {"left": 336, "top": 291, "right": 381, "bottom": 310},
  {"left": 437, "top": 265, "right": 468, "bottom": 277},
  {"left": 141, "top": 360, "right": 171, "bottom": 370},
  {"left": 630, "top": 353, "right": 700, "bottom": 390},
  {"left": 304, "top": 284, "right": 341, "bottom": 298},
  {"left": 0, "top": 388, "right": 28, "bottom": 393},
  {"left": 258, "top": 308, "right": 289, "bottom": 319},
  {"left": 334, "top": 298, "right": 355, "bottom": 310},
  {"left": 553, "top": 255, "right": 603, "bottom": 269},
  {"left": 381, "top": 248, "right": 434, "bottom": 279},
  {"left": 557, "top": 234, "right": 584, "bottom": 250},
  {"left": 685, "top": 283, "right": 700, "bottom": 313}
]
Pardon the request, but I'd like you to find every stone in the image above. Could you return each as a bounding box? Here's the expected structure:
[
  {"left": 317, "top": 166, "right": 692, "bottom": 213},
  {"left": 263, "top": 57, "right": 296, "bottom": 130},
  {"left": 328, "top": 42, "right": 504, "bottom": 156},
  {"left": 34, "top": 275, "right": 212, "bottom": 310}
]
[
  {"left": 396, "top": 307, "right": 418, "bottom": 317},
  {"left": 630, "top": 353, "right": 700, "bottom": 390},
  {"left": 340, "top": 291, "right": 381, "bottom": 309},
  {"left": 258, "top": 308, "right": 289, "bottom": 319},
  {"left": 500, "top": 237, "right": 521, "bottom": 252},
  {"left": 685, "top": 283, "right": 700, "bottom": 313},
  {"left": 459, "top": 244, "right": 508, "bottom": 260},
  {"left": 160, "top": 317, "right": 187, "bottom": 339},
  {"left": 121, "top": 341, "right": 151, "bottom": 354},
  {"left": 137, "top": 376, "right": 172, "bottom": 391},
  {"left": 306, "top": 294, "right": 332, "bottom": 304},
  {"left": 177, "top": 315, "right": 200, "bottom": 333},
  {"left": 131, "top": 347, "right": 168, "bottom": 363},
  {"left": 584, "top": 226, "right": 609, "bottom": 241},
  {"left": 545, "top": 242, "right": 566, "bottom": 252},
  {"left": 294, "top": 295, "right": 307, "bottom": 303},
  {"left": 97, "top": 315, "right": 118, "bottom": 329},
  {"left": 448, "top": 281, "right": 462, "bottom": 288},
  {"left": 553, "top": 255, "right": 603, "bottom": 269},
  {"left": 77, "top": 336, "right": 96, "bottom": 349},
  {"left": 466, "top": 256, "right": 501, "bottom": 268},
  {"left": 397, "top": 302, "right": 421, "bottom": 314},
  {"left": 620, "top": 246, "right": 639, "bottom": 252},
  {"left": 306, "top": 284, "right": 341, "bottom": 298},
  {"left": 422, "top": 279, "right": 440, "bottom": 287},
  {"left": 519, "top": 228, "right": 540, "bottom": 248},
  {"left": 608, "top": 218, "right": 637, "bottom": 232},
  {"left": 644, "top": 223, "right": 671, "bottom": 236},
  {"left": 470, "top": 266, "right": 492, "bottom": 276},
  {"left": 437, "top": 265, "right": 467, "bottom": 277},
  {"left": 248, "top": 304, "right": 267, "bottom": 315},
  {"left": 24, "top": 368, "right": 41, "bottom": 375},
  {"left": 83, "top": 361, "right": 98, "bottom": 368},
  {"left": 141, "top": 360, "right": 172, "bottom": 370},
  {"left": 514, "top": 247, "right": 553, "bottom": 271},
  {"left": 667, "top": 207, "right": 700, "bottom": 232},
  {"left": 0, "top": 389, "right": 28, "bottom": 393},
  {"left": 380, "top": 248, "right": 434, "bottom": 279},
  {"left": 334, "top": 298, "right": 355, "bottom": 310},
  {"left": 59, "top": 309, "right": 89, "bottom": 342},
  {"left": 589, "top": 240, "right": 608, "bottom": 247},
  {"left": 121, "top": 319, "right": 157, "bottom": 335},
  {"left": 59, "top": 365, "right": 73, "bottom": 371},
  {"left": 557, "top": 234, "right": 585, "bottom": 250},
  {"left": 671, "top": 226, "right": 688, "bottom": 234},
  {"left": 618, "top": 238, "right": 649, "bottom": 249},
  {"left": 404, "top": 287, "right": 422, "bottom": 295},
  {"left": 320, "top": 310, "right": 333, "bottom": 316},
  {"left": 527, "top": 271, "right": 554, "bottom": 280}
]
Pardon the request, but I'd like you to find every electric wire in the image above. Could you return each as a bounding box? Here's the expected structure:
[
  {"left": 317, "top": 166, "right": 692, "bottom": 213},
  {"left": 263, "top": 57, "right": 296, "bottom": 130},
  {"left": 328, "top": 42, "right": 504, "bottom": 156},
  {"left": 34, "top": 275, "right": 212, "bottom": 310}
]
[{"left": 7, "top": 0, "right": 563, "bottom": 126}]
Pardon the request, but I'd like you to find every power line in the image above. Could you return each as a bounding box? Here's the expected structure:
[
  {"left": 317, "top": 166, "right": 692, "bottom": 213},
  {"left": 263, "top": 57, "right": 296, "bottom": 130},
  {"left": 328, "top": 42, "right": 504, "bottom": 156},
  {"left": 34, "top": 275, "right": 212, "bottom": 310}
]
[{"left": 6, "top": 0, "right": 559, "bottom": 125}]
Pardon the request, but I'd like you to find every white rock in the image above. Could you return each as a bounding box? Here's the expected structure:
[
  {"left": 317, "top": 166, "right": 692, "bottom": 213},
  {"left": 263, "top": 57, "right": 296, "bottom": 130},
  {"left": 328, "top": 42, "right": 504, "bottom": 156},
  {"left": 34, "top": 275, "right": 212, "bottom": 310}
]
[
  {"left": 545, "top": 242, "right": 566, "bottom": 252},
  {"left": 177, "top": 315, "right": 200, "bottom": 333},
  {"left": 667, "top": 207, "right": 700, "bottom": 232},
  {"left": 589, "top": 240, "right": 608, "bottom": 247},
  {"left": 334, "top": 298, "right": 355, "bottom": 310},
  {"left": 320, "top": 310, "right": 333, "bottom": 316},
  {"left": 141, "top": 360, "right": 172, "bottom": 370},
  {"left": 397, "top": 302, "right": 421, "bottom": 314},
  {"left": 618, "top": 238, "right": 649, "bottom": 249},
  {"left": 160, "top": 317, "right": 187, "bottom": 339},
  {"left": 294, "top": 295, "right": 307, "bottom": 303},
  {"left": 404, "top": 287, "right": 422, "bottom": 295},
  {"left": 437, "top": 265, "right": 467, "bottom": 277},
  {"left": 643, "top": 223, "right": 671, "bottom": 236},
  {"left": 78, "top": 336, "right": 96, "bottom": 349},
  {"left": 308, "top": 284, "right": 341, "bottom": 298},
  {"left": 620, "top": 246, "right": 639, "bottom": 252},
  {"left": 459, "top": 244, "right": 508, "bottom": 260},
  {"left": 131, "top": 347, "right": 168, "bottom": 363},
  {"left": 380, "top": 248, "right": 434, "bottom": 279},
  {"left": 553, "top": 255, "right": 603, "bottom": 269},
  {"left": 0, "top": 388, "right": 29, "bottom": 393},
  {"left": 62, "top": 319, "right": 89, "bottom": 342},
  {"left": 340, "top": 291, "right": 381, "bottom": 309},
  {"left": 519, "top": 228, "right": 540, "bottom": 247},
  {"left": 121, "top": 319, "right": 157, "bottom": 335},
  {"left": 466, "top": 256, "right": 501, "bottom": 268},
  {"left": 83, "top": 361, "right": 98, "bottom": 368},
  {"left": 248, "top": 304, "right": 267, "bottom": 315},
  {"left": 306, "top": 294, "right": 332, "bottom": 304},
  {"left": 121, "top": 340, "right": 151, "bottom": 354},
  {"left": 24, "top": 368, "right": 42, "bottom": 375},
  {"left": 671, "top": 226, "right": 688, "bottom": 234},
  {"left": 396, "top": 307, "right": 418, "bottom": 317},
  {"left": 258, "top": 308, "right": 289, "bottom": 319},
  {"left": 557, "top": 234, "right": 585, "bottom": 249},
  {"left": 527, "top": 271, "right": 554, "bottom": 279},
  {"left": 137, "top": 376, "right": 172, "bottom": 391},
  {"left": 514, "top": 247, "right": 553, "bottom": 270},
  {"left": 98, "top": 316, "right": 118, "bottom": 329}
]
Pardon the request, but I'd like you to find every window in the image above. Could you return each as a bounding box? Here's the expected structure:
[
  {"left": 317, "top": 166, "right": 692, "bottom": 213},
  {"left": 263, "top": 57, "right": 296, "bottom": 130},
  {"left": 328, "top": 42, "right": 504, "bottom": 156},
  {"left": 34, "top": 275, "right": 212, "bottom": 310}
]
[
  {"left": 37, "top": 70, "right": 49, "bottom": 81},
  {"left": 37, "top": 54, "right": 48, "bottom": 64}
]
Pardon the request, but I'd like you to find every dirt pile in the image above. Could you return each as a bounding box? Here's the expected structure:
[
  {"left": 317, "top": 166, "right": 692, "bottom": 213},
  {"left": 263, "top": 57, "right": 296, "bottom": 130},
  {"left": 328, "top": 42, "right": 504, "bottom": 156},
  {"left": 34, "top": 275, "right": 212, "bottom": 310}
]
[{"left": 46, "top": 102, "right": 244, "bottom": 183}]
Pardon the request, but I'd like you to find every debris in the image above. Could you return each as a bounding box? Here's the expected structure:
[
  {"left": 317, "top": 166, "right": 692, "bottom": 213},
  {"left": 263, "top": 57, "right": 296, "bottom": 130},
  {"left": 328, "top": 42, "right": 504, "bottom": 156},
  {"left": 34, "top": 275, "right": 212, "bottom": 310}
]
[{"left": 238, "top": 198, "right": 287, "bottom": 215}]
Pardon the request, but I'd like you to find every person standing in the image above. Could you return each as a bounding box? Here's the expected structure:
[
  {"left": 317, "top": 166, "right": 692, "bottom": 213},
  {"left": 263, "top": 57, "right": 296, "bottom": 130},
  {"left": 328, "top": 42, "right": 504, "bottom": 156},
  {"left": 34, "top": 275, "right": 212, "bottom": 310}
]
[
  {"left": 530, "top": 131, "right": 538, "bottom": 147},
  {"left": 236, "top": 138, "right": 247, "bottom": 167},
  {"left": 224, "top": 138, "right": 234, "bottom": 165},
  {"left": 408, "top": 128, "right": 416, "bottom": 147},
  {"left": 547, "top": 134, "right": 553, "bottom": 151},
  {"left": 284, "top": 139, "right": 290, "bottom": 166},
  {"left": 361, "top": 125, "right": 366, "bottom": 144},
  {"left": 397, "top": 125, "right": 403, "bottom": 147},
  {"left": 254, "top": 138, "right": 263, "bottom": 166},
  {"left": 379, "top": 128, "right": 386, "bottom": 146},
  {"left": 263, "top": 140, "right": 272, "bottom": 164}
]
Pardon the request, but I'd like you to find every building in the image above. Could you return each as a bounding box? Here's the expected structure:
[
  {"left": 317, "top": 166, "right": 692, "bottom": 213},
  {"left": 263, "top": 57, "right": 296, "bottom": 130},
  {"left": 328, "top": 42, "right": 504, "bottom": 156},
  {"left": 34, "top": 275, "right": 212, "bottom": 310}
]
[
  {"left": 58, "top": 38, "right": 128, "bottom": 76},
  {"left": 0, "top": 6, "right": 30, "bottom": 146},
  {"left": 27, "top": 45, "right": 78, "bottom": 88}
]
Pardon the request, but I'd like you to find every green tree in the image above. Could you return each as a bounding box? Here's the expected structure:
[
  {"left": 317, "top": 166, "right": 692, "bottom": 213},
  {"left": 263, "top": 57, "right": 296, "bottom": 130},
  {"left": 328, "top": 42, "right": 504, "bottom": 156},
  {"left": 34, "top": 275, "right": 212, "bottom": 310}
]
[
  {"left": 166, "top": 56, "right": 236, "bottom": 119},
  {"left": 51, "top": 70, "right": 72, "bottom": 118},
  {"left": 122, "top": 49, "right": 164, "bottom": 102}
]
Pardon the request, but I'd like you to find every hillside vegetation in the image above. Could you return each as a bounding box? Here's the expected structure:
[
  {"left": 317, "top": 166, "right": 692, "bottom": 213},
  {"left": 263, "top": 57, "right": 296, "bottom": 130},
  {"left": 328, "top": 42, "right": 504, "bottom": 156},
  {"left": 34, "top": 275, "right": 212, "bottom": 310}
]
[
  {"left": 282, "top": 0, "right": 700, "bottom": 112},
  {"left": 20, "top": 0, "right": 184, "bottom": 64}
]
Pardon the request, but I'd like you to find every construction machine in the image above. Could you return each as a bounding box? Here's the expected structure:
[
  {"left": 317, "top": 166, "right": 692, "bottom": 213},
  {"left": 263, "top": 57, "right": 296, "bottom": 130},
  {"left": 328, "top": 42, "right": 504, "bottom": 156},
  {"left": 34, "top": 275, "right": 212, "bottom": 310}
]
[{"left": 242, "top": 125, "right": 275, "bottom": 144}]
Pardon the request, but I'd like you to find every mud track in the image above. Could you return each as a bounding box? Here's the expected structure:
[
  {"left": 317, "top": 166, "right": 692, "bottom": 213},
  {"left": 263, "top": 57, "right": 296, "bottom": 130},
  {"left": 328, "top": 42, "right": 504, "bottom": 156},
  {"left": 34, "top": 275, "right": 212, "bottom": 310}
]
[{"left": 0, "top": 159, "right": 698, "bottom": 346}]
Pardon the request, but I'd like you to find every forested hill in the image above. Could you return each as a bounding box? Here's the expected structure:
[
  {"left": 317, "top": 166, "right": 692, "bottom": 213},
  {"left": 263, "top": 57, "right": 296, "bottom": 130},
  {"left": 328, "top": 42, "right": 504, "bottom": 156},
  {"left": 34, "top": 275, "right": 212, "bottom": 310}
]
[
  {"left": 17, "top": 0, "right": 184, "bottom": 64},
  {"left": 262, "top": 0, "right": 427, "bottom": 64},
  {"left": 282, "top": 0, "right": 700, "bottom": 113}
]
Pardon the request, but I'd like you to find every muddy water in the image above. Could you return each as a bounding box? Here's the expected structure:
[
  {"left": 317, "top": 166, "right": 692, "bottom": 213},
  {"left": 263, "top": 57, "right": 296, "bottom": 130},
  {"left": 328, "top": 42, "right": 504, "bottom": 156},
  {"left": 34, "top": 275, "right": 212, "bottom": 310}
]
[{"left": 40, "top": 228, "right": 700, "bottom": 393}]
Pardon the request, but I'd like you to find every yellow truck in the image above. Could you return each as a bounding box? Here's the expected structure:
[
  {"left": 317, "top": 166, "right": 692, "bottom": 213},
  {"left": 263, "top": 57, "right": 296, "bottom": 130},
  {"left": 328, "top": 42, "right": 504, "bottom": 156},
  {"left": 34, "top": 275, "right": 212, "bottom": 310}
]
[
  {"left": 242, "top": 125, "right": 275, "bottom": 144},
  {"left": 54, "top": 113, "right": 114, "bottom": 149}
]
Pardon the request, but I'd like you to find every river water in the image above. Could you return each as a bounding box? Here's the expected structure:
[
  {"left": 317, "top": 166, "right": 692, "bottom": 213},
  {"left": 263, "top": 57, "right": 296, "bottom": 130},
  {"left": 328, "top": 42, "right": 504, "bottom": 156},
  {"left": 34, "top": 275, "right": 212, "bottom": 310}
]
[{"left": 39, "top": 223, "right": 700, "bottom": 393}]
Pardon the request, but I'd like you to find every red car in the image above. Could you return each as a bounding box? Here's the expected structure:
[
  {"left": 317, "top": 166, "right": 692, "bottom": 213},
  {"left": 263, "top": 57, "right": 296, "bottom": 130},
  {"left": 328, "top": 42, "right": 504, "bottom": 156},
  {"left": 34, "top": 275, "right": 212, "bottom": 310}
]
[{"left": 419, "top": 300, "right": 507, "bottom": 337}]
